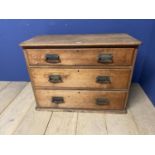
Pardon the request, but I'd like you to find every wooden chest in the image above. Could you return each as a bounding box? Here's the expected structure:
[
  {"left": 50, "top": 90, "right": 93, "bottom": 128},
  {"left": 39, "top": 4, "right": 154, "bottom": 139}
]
[{"left": 20, "top": 34, "right": 141, "bottom": 112}]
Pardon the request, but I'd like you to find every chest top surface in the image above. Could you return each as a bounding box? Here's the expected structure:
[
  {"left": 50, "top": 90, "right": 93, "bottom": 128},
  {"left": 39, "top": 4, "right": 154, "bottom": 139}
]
[{"left": 20, "top": 33, "right": 141, "bottom": 47}]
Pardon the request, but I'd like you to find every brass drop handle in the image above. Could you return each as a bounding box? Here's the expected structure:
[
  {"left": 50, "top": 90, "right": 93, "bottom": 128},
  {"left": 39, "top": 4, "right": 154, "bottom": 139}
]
[
  {"left": 98, "top": 54, "right": 113, "bottom": 63},
  {"left": 96, "top": 76, "right": 111, "bottom": 84},
  {"left": 45, "top": 54, "right": 60, "bottom": 63},
  {"left": 96, "top": 98, "right": 110, "bottom": 105},
  {"left": 49, "top": 75, "right": 62, "bottom": 83},
  {"left": 52, "top": 96, "right": 64, "bottom": 104}
]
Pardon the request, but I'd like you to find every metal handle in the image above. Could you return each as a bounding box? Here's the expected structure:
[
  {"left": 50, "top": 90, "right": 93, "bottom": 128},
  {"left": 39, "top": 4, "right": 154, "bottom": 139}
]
[
  {"left": 45, "top": 54, "right": 60, "bottom": 63},
  {"left": 98, "top": 54, "right": 113, "bottom": 63},
  {"left": 96, "top": 76, "right": 111, "bottom": 84},
  {"left": 52, "top": 96, "right": 64, "bottom": 104},
  {"left": 49, "top": 75, "right": 62, "bottom": 83},
  {"left": 96, "top": 98, "right": 110, "bottom": 105}
]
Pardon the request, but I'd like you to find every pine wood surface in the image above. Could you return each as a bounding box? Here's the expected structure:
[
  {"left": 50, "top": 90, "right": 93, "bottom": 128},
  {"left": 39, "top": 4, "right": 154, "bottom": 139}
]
[
  {"left": 35, "top": 89, "right": 127, "bottom": 110},
  {"left": 20, "top": 34, "right": 141, "bottom": 47},
  {"left": 30, "top": 68, "right": 131, "bottom": 89},
  {"left": 26, "top": 48, "right": 134, "bottom": 66}
]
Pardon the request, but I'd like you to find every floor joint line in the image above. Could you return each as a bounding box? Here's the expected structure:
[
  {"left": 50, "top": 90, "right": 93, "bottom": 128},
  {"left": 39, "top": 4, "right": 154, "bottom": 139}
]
[
  {"left": 75, "top": 112, "right": 79, "bottom": 135},
  {"left": 43, "top": 112, "right": 53, "bottom": 135}
]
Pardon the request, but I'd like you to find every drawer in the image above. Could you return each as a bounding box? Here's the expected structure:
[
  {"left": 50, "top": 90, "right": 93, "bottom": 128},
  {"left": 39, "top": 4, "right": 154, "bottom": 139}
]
[
  {"left": 30, "top": 68, "right": 131, "bottom": 89},
  {"left": 26, "top": 48, "right": 135, "bottom": 66},
  {"left": 35, "top": 90, "right": 127, "bottom": 110}
]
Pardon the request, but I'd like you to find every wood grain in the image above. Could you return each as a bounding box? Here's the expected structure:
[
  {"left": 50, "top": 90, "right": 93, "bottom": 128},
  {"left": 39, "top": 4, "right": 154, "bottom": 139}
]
[
  {"left": 26, "top": 48, "right": 135, "bottom": 66},
  {"left": 20, "top": 34, "right": 141, "bottom": 47},
  {"left": 30, "top": 68, "right": 131, "bottom": 89},
  {"left": 0, "top": 82, "right": 27, "bottom": 114},
  {"left": 14, "top": 104, "right": 52, "bottom": 135},
  {"left": 45, "top": 112, "right": 77, "bottom": 135},
  {"left": 35, "top": 90, "right": 127, "bottom": 110},
  {"left": 76, "top": 113, "right": 107, "bottom": 134},
  {"left": 0, "top": 83, "right": 34, "bottom": 134}
]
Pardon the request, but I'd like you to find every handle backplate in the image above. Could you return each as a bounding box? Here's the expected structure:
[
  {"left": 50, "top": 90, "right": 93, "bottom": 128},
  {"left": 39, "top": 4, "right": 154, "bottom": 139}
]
[
  {"left": 96, "top": 76, "right": 111, "bottom": 84},
  {"left": 52, "top": 96, "right": 64, "bottom": 104},
  {"left": 49, "top": 75, "right": 62, "bottom": 83},
  {"left": 98, "top": 54, "right": 113, "bottom": 63},
  {"left": 96, "top": 98, "right": 110, "bottom": 105},
  {"left": 45, "top": 54, "right": 60, "bottom": 63}
]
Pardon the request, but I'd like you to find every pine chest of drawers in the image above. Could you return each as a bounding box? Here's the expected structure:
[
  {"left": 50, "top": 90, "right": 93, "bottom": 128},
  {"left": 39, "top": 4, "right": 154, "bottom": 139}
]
[{"left": 20, "top": 34, "right": 141, "bottom": 112}]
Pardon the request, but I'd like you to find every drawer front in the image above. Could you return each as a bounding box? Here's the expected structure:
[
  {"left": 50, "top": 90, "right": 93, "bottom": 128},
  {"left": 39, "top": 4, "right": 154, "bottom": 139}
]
[
  {"left": 30, "top": 68, "right": 131, "bottom": 89},
  {"left": 26, "top": 48, "right": 135, "bottom": 66},
  {"left": 35, "top": 90, "right": 127, "bottom": 110}
]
